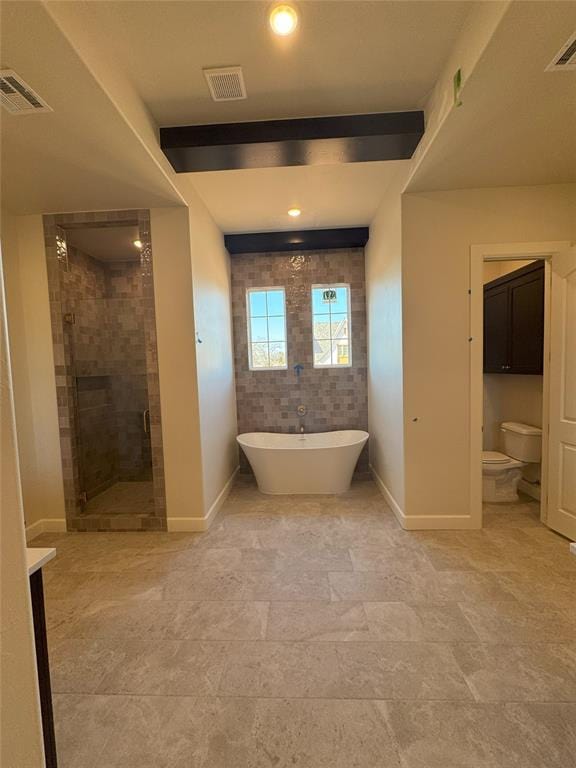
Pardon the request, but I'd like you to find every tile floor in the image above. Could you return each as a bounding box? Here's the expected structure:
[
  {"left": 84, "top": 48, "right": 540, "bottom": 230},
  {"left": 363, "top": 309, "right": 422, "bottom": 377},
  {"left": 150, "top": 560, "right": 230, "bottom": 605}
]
[
  {"left": 83, "top": 480, "right": 155, "bottom": 518},
  {"left": 31, "top": 479, "right": 576, "bottom": 768}
]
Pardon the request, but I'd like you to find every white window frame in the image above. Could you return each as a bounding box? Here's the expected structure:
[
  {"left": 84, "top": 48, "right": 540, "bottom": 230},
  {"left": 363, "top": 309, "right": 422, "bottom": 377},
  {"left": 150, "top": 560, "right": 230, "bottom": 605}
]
[
  {"left": 311, "top": 283, "right": 352, "bottom": 369},
  {"left": 246, "top": 286, "right": 288, "bottom": 371}
]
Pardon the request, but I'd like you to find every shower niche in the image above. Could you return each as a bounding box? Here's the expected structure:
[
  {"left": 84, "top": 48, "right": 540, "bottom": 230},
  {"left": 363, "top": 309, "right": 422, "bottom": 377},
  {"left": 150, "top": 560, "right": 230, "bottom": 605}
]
[{"left": 43, "top": 211, "right": 166, "bottom": 531}]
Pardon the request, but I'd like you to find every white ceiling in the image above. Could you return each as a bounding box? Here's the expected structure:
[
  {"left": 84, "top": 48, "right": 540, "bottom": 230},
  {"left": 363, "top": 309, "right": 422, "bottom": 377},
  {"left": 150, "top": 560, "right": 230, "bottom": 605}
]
[
  {"left": 63, "top": 0, "right": 473, "bottom": 126},
  {"left": 407, "top": 1, "right": 576, "bottom": 192},
  {"left": 188, "top": 160, "right": 408, "bottom": 232},
  {"left": 66, "top": 226, "right": 141, "bottom": 262},
  {"left": 1, "top": 1, "right": 574, "bottom": 228},
  {"left": 0, "top": 1, "right": 182, "bottom": 215}
]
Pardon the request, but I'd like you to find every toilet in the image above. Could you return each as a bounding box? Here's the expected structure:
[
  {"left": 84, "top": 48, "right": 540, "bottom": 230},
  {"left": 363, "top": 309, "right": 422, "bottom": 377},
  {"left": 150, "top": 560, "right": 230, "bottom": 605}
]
[{"left": 482, "top": 421, "right": 542, "bottom": 503}]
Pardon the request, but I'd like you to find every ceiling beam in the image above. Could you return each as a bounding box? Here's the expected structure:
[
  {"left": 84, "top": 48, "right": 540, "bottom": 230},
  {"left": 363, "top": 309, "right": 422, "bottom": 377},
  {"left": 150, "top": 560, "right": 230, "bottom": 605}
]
[
  {"left": 224, "top": 227, "right": 369, "bottom": 255},
  {"left": 160, "top": 112, "right": 424, "bottom": 173}
]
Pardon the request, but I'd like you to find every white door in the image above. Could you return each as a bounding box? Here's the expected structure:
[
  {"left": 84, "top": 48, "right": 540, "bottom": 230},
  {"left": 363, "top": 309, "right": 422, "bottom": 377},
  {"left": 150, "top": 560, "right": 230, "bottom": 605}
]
[{"left": 547, "top": 246, "right": 576, "bottom": 540}]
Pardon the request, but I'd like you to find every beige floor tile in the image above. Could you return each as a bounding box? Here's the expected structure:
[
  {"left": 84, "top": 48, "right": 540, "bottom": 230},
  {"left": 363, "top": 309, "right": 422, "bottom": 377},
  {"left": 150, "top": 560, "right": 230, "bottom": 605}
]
[
  {"left": 459, "top": 601, "right": 576, "bottom": 643},
  {"left": 266, "top": 601, "right": 372, "bottom": 641},
  {"left": 451, "top": 643, "right": 576, "bottom": 701},
  {"left": 495, "top": 570, "right": 576, "bottom": 608},
  {"left": 247, "top": 697, "right": 401, "bottom": 767},
  {"left": 333, "top": 642, "right": 472, "bottom": 701},
  {"left": 174, "top": 601, "right": 269, "bottom": 640},
  {"left": 329, "top": 570, "right": 517, "bottom": 603},
  {"left": 258, "top": 522, "right": 395, "bottom": 550},
  {"left": 45, "top": 570, "right": 167, "bottom": 601},
  {"left": 45, "top": 597, "right": 94, "bottom": 642},
  {"left": 421, "top": 541, "right": 519, "bottom": 573},
  {"left": 432, "top": 571, "right": 519, "bottom": 602},
  {"left": 350, "top": 544, "right": 434, "bottom": 572},
  {"left": 190, "top": 526, "right": 262, "bottom": 550},
  {"left": 329, "top": 571, "right": 435, "bottom": 602},
  {"left": 62, "top": 695, "right": 401, "bottom": 768},
  {"left": 54, "top": 693, "right": 124, "bottom": 768},
  {"left": 50, "top": 638, "right": 130, "bottom": 693},
  {"left": 47, "top": 480, "right": 576, "bottom": 768},
  {"left": 233, "top": 546, "right": 354, "bottom": 572},
  {"left": 219, "top": 642, "right": 342, "bottom": 698},
  {"left": 95, "top": 640, "right": 228, "bottom": 696},
  {"left": 163, "top": 569, "right": 331, "bottom": 601},
  {"left": 61, "top": 598, "right": 179, "bottom": 640},
  {"left": 381, "top": 701, "right": 576, "bottom": 768},
  {"left": 364, "top": 602, "right": 479, "bottom": 642}
]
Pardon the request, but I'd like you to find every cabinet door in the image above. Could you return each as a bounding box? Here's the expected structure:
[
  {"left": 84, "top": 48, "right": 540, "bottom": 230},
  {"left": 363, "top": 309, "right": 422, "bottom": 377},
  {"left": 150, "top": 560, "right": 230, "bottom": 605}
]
[
  {"left": 484, "top": 284, "right": 509, "bottom": 372},
  {"left": 509, "top": 268, "right": 544, "bottom": 374}
]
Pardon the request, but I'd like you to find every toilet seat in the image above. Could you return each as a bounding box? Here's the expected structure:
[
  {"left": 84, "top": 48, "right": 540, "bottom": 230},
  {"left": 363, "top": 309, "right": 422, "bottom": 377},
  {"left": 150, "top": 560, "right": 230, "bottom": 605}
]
[
  {"left": 482, "top": 451, "right": 524, "bottom": 471},
  {"left": 482, "top": 451, "right": 511, "bottom": 464}
]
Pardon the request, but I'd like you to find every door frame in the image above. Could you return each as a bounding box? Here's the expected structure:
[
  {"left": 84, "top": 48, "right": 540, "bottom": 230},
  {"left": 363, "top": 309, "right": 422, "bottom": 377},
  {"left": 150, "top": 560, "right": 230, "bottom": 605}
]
[{"left": 469, "top": 241, "right": 571, "bottom": 527}]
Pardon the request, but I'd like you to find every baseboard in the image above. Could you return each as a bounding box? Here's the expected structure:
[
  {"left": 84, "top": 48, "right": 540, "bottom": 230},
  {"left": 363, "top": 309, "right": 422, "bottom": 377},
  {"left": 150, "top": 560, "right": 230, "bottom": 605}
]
[
  {"left": 370, "top": 465, "right": 478, "bottom": 530},
  {"left": 518, "top": 478, "right": 541, "bottom": 501},
  {"left": 25, "top": 518, "right": 67, "bottom": 542},
  {"left": 167, "top": 466, "right": 239, "bottom": 532},
  {"left": 205, "top": 466, "right": 239, "bottom": 526},
  {"left": 369, "top": 464, "right": 405, "bottom": 526}
]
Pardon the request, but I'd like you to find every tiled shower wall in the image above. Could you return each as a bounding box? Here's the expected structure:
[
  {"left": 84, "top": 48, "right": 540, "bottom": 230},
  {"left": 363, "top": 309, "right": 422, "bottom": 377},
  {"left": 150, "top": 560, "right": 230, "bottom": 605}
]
[
  {"left": 231, "top": 248, "right": 368, "bottom": 473},
  {"left": 43, "top": 210, "right": 165, "bottom": 531},
  {"left": 66, "top": 250, "right": 152, "bottom": 497}
]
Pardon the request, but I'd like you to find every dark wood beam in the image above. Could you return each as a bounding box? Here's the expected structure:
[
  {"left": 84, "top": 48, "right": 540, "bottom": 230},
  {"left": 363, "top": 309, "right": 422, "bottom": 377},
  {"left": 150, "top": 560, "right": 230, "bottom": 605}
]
[
  {"left": 224, "top": 227, "right": 369, "bottom": 255},
  {"left": 160, "top": 112, "right": 424, "bottom": 172}
]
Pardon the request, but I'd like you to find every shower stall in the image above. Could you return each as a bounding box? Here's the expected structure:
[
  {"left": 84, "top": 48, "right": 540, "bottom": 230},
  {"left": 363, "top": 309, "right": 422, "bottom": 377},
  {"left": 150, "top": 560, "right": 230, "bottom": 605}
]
[{"left": 43, "top": 211, "right": 166, "bottom": 531}]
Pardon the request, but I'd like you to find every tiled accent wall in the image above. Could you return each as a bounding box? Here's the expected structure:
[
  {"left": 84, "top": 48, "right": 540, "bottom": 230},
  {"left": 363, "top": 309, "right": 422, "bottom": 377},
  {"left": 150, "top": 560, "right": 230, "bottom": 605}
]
[
  {"left": 231, "top": 248, "right": 369, "bottom": 473},
  {"left": 43, "top": 210, "right": 166, "bottom": 531}
]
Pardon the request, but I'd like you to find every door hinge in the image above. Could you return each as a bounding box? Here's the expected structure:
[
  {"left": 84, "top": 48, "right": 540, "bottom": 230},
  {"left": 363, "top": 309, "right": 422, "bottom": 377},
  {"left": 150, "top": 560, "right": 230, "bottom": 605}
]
[{"left": 64, "top": 312, "right": 75, "bottom": 325}]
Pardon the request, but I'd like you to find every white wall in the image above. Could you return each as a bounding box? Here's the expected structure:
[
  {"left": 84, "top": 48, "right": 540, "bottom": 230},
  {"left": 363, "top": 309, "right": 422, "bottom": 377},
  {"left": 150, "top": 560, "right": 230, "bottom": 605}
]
[
  {"left": 483, "top": 259, "right": 536, "bottom": 283},
  {"left": 483, "top": 375, "right": 543, "bottom": 451},
  {"left": 151, "top": 197, "right": 238, "bottom": 528},
  {"left": 1, "top": 211, "right": 66, "bottom": 530},
  {"left": 181, "top": 181, "right": 238, "bottom": 519},
  {"left": 401, "top": 183, "right": 576, "bottom": 526},
  {"left": 150, "top": 207, "right": 205, "bottom": 524},
  {"left": 0, "top": 227, "right": 45, "bottom": 767},
  {"left": 365, "top": 169, "right": 409, "bottom": 513}
]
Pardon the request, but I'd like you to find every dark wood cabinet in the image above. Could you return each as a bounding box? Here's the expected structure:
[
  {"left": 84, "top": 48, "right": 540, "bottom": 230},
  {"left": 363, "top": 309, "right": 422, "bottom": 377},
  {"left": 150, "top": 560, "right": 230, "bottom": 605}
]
[{"left": 484, "top": 261, "right": 544, "bottom": 374}]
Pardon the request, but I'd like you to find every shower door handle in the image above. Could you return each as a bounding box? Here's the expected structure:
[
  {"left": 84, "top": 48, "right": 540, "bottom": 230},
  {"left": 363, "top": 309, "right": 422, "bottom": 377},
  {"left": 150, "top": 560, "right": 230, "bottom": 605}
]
[{"left": 143, "top": 409, "right": 150, "bottom": 434}]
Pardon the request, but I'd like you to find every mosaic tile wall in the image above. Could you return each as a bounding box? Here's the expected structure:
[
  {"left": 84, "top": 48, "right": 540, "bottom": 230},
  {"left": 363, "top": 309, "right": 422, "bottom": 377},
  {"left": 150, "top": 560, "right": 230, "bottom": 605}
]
[
  {"left": 231, "top": 248, "right": 369, "bottom": 474},
  {"left": 43, "top": 210, "right": 165, "bottom": 531}
]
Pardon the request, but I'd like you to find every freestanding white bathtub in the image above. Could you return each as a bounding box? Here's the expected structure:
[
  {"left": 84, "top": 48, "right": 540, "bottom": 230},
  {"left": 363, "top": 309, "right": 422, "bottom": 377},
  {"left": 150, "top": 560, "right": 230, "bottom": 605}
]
[{"left": 237, "top": 430, "right": 369, "bottom": 495}]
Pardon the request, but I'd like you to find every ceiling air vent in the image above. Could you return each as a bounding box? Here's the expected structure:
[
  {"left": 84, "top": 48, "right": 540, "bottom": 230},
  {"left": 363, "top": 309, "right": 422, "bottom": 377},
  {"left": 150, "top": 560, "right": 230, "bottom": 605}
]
[
  {"left": 0, "top": 70, "right": 52, "bottom": 114},
  {"left": 203, "top": 66, "right": 247, "bottom": 102},
  {"left": 545, "top": 32, "right": 576, "bottom": 71}
]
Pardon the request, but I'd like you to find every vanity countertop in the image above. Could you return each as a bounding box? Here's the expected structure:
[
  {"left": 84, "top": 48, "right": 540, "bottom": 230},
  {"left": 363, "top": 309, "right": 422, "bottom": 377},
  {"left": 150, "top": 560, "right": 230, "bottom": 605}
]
[{"left": 26, "top": 548, "right": 56, "bottom": 576}]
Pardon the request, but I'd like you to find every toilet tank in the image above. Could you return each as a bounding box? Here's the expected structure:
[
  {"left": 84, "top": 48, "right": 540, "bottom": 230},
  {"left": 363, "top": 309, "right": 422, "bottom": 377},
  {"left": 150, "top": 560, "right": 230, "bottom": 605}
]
[{"left": 501, "top": 421, "right": 542, "bottom": 462}]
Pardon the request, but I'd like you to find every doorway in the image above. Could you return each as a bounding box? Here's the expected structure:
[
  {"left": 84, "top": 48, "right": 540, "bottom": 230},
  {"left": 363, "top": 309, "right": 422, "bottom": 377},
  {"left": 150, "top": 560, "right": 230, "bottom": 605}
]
[
  {"left": 469, "top": 241, "right": 576, "bottom": 540},
  {"left": 43, "top": 210, "right": 166, "bottom": 531}
]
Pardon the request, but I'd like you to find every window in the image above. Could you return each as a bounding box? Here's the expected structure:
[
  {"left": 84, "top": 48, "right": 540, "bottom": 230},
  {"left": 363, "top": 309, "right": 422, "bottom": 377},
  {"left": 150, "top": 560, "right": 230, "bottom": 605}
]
[
  {"left": 247, "top": 288, "right": 287, "bottom": 370},
  {"left": 311, "top": 284, "right": 352, "bottom": 367}
]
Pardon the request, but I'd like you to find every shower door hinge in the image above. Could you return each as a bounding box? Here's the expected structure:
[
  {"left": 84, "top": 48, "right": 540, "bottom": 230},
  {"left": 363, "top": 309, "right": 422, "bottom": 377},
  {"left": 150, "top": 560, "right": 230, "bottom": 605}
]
[{"left": 64, "top": 312, "right": 75, "bottom": 325}]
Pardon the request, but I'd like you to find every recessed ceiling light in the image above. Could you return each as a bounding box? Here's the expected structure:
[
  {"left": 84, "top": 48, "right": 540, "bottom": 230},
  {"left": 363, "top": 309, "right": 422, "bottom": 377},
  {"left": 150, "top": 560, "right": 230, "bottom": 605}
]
[
  {"left": 270, "top": 4, "right": 298, "bottom": 36},
  {"left": 288, "top": 207, "right": 301, "bottom": 217},
  {"left": 133, "top": 239, "right": 143, "bottom": 249}
]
